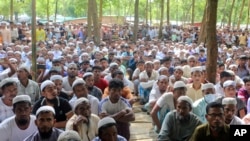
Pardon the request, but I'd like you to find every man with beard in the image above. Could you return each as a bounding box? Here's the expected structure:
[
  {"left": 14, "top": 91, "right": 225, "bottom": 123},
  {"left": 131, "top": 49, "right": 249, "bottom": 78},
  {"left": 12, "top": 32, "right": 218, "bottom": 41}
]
[
  {"left": 0, "top": 95, "right": 37, "bottom": 141},
  {"left": 24, "top": 106, "right": 63, "bottom": 141},
  {"left": 66, "top": 97, "right": 100, "bottom": 141},
  {"left": 32, "top": 80, "right": 72, "bottom": 129},
  {"left": 83, "top": 72, "right": 103, "bottom": 101},
  {"left": 189, "top": 102, "right": 230, "bottom": 141},
  {"left": 158, "top": 96, "right": 202, "bottom": 141}
]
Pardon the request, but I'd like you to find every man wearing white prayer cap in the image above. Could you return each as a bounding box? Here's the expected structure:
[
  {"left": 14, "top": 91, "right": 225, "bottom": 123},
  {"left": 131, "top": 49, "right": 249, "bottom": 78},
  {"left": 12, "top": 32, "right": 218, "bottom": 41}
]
[
  {"left": 92, "top": 117, "right": 127, "bottom": 141},
  {"left": 168, "top": 66, "right": 188, "bottom": 88},
  {"left": 66, "top": 97, "right": 100, "bottom": 141},
  {"left": 24, "top": 105, "right": 64, "bottom": 141},
  {"left": 158, "top": 95, "right": 202, "bottom": 140},
  {"left": 32, "top": 80, "right": 72, "bottom": 129},
  {"left": 214, "top": 80, "right": 246, "bottom": 118},
  {"left": 151, "top": 81, "right": 187, "bottom": 133},
  {"left": 0, "top": 95, "right": 37, "bottom": 141},
  {"left": 222, "top": 97, "right": 244, "bottom": 125},
  {"left": 50, "top": 75, "right": 69, "bottom": 100},
  {"left": 193, "top": 83, "right": 218, "bottom": 123}
]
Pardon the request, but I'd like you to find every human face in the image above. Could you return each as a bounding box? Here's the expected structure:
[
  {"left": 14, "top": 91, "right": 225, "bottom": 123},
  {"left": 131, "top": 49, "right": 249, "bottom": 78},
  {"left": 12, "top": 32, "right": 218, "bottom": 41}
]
[
  {"left": 157, "top": 79, "right": 168, "bottom": 93},
  {"left": 174, "top": 70, "right": 183, "bottom": 80},
  {"left": 73, "top": 85, "right": 88, "bottom": 98},
  {"left": 14, "top": 102, "right": 32, "bottom": 126},
  {"left": 100, "top": 125, "right": 118, "bottom": 141},
  {"left": 109, "top": 87, "right": 122, "bottom": 103},
  {"left": 173, "top": 88, "right": 186, "bottom": 100},
  {"left": 75, "top": 102, "right": 91, "bottom": 118},
  {"left": 176, "top": 101, "right": 191, "bottom": 120},
  {"left": 53, "top": 80, "right": 62, "bottom": 94},
  {"left": 2, "top": 84, "right": 18, "bottom": 104},
  {"left": 35, "top": 112, "right": 55, "bottom": 136},
  {"left": 245, "top": 82, "right": 250, "bottom": 92},
  {"left": 85, "top": 75, "right": 94, "bottom": 87},
  {"left": 67, "top": 65, "right": 78, "bottom": 78},
  {"left": 145, "top": 64, "right": 153, "bottom": 73},
  {"left": 17, "top": 69, "right": 29, "bottom": 80},
  {"left": 188, "top": 59, "right": 196, "bottom": 67},
  {"left": 206, "top": 107, "right": 225, "bottom": 131},
  {"left": 224, "top": 86, "right": 236, "bottom": 97},
  {"left": 43, "top": 84, "right": 58, "bottom": 100},
  {"left": 93, "top": 69, "right": 101, "bottom": 79},
  {"left": 191, "top": 71, "right": 202, "bottom": 83},
  {"left": 223, "top": 104, "right": 236, "bottom": 124}
]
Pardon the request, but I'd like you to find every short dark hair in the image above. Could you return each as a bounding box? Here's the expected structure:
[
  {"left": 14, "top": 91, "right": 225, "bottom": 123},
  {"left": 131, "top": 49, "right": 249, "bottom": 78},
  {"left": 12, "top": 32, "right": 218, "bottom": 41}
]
[
  {"left": 109, "top": 78, "right": 124, "bottom": 89},
  {"left": 92, "top": 65, "right": 103, "bottom": 71},
  {"left": 206, "top": 102, "right": 223, "bottom": 114},
  {"left": 100, "top": 58, "right": 108, "bottom": 62},
  {"left": 243, "top": 76, "right": 250, "bottom": 84},
  {"left": 160, "top": 56, "right": 172, "bottom": 64},
  {"left": 112, "top": 70, "right": 124, "bottom": 78},
  {"left": 220, "top": 71, "right": 233, "bottom": 79}
]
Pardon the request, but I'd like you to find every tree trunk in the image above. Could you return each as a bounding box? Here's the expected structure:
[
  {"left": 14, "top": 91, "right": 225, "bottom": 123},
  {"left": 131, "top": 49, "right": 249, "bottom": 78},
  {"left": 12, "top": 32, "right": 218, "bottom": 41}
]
[
  {"left": 47, "top": 0, "right": 49, "bottom": 22},
  {"left": 146, "top": 0, "right": 148, "bottom": 25},
  {"left": 133, "top": 0, "right": 139, "bottom": 43},
  {"left": 167, "top": 0, "right": 170, "bottom": 25},
  {"left": 237, "top": 0, "right": 245, "bottom": 30},
  {"left": 158, "top": 0, "right": 164, "bottom": 39},
  {"left": 220, "top": 0, "right": 228, "bottom": 28},
  {"left": 99, "top": 0, "right": 103, "bottom": 24},
  {"left": 10, "top": 0, "right": 13, "bottom": 21},
  {"left": 206, "top": 0, "right": 218, "bottom": 84},
  {"left": 247, "top": 0, "right": 250, "bottom": 29},
  {"left": 54, "top": 0, "right": 59, "bottom": 22},
  {"left": 191, "top": 0, "right": 195, "bottom": 25},
  {"left": 92, "top": 0, "right": 100, "bottom": 44},
  {"left": 228, "top": 0, "right": 235, "bottom": 28},
  {"left": 198, "top": 2, "right": 207, "bottom": 44},
  {"left": 149, "top": 0, "right": 152, "bottom": 25},
  {"left": 87, "top": 0, "right": 93, "bottom": 40}
]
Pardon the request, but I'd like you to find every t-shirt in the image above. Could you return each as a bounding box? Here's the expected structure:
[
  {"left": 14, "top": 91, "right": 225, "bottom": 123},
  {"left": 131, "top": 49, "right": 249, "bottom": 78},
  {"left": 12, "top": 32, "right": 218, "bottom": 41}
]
[
  {"left": 24, "top": 128, "right": 63, "bottom": 141},
  {"left": 0, "top": 115, "right": 37, "bottom": 141},
  {"left": 0, "top": 98, "right": 14, "bottom": 123},
  {"left": 94, "top": 78, "right": 109, "bottom": 93}
]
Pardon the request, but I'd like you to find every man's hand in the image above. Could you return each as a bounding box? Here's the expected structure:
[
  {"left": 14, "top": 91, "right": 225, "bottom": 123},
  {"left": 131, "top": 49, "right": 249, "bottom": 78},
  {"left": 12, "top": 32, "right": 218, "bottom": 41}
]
[{"left": 73, "top": 115, "right": 88, "bottom": 125}]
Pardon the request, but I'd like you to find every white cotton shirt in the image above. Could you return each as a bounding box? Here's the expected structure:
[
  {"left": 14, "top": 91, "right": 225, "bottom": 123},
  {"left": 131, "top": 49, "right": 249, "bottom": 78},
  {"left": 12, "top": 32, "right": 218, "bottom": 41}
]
[
  {"left": 149, "top": 86, "right": 162, "bottom": 104},
  {"left": 156, "top": 92, "right": 175, "bottom": 109},
  {"left": 0, "top": 115, "right": 37, "bottom": 141},
  {"left": 0, "top": 98, "right": 14, "bottom": 123},
  {"left": 69, "top": 95, "right": 99, "bottom": 116}
]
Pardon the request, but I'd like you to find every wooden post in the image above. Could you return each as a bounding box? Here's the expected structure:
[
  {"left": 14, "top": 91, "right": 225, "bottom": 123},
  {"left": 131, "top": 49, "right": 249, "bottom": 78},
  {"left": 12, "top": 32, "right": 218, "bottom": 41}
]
[
  {"left": 31, "top": 0, "right": 37, "bottom": 81},
  {"left": 10, "top": 0, "right": 13, "bottom": 21}
]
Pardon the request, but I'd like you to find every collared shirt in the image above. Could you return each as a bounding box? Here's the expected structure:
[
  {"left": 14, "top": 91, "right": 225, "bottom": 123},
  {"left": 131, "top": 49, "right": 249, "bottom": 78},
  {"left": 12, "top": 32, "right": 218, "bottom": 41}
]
[
  {"left": 186, "top": 83, "right": 203, "bottom": 102},
  {"left": 189, "top": 123, "right": 230, "bottom": 141},
  {"left": 192, "top": 98, "right": 208, "bottom": 123},
  {"left": 158, "top": 110, "right": 202, "bottom": 141},
  {"left": 17, "top": 79, "right": 41, "bottom": 105},
  {"left": 229, "top": 115, "right": 244, "bottom": 125},
  {"left": 24, "top": 128, "right": 63, "bottom": 141},
  {"left": 0, "top": 98, "right": 14, "bottom": 123}
]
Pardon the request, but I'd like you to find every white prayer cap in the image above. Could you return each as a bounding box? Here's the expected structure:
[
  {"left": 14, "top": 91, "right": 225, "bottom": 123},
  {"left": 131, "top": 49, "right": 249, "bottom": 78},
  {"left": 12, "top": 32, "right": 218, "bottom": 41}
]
[
  {"left": 187, "top": 55, "right": 196, "bottom": 60},
  {"left": 109, "top": 62, "right": 118, "bottom": 68},
  {"left": 72, "top": 79, "right": 85, "bottom": 88},
  {"left": 98, "top": 117, "right": 116, "bottom": 130},
  {"left": 173, "top": 81, "right": 186, "bottom": 89},
  {"left": 153, "top": 59, "right": 160, "bottom": 63},
  {"left": 13, "top": 95, "right": 31, "bottom": 105},
  {"left": 229, "top": 64, "right": 237, "bottom": 69},
  {"left": 158, "top": 67, "right": 168, "bottom": 73},
  {"left": 73, "top": 97, "right": 89, "bottom": 112},
  {"left": 177, "top": 95, "right": 193, "bottom": 107},
  {"left": 50, "top": 75, "right": 63, "bottom": 81},
  {"left": 57, "top": 130, "right": 81, "bottom": 141},
  {"left": 158, "top": 75, "right": 169, "bottom": 81},
  {"left": 174, "top": 66, "right": 184, "bottom": 72},
  {"left": 0, "top": 78, "right": 17, "bottom": 88},
  {"left": 36, "top": 105, "right": 55, "bottom": 116},
  {"left": 222, "top": 97, "right": 237, "bottom": 105},
  {"left": 145, "top": 61, "right": 153, "bottom": 65},
  {"left": 83, "top": 72, "right": 94, "bottom": 79},
  {"left": 223, "top": 80, "right": 236, "bottom": 88},
  {"left": 9, "top": 58, "right": 17, "bottom": 62},
  {"left": 41, "top": 80, "right": 55, "bottom": 91},
  {"left": 201, "top": 83, "right": 214, "bottom": 90},
  {"left": 18, "top": 64, "right": 30, "bottom": 73},
  {"left": 191, "top": 66, "right": 202, "bottom": 73}
]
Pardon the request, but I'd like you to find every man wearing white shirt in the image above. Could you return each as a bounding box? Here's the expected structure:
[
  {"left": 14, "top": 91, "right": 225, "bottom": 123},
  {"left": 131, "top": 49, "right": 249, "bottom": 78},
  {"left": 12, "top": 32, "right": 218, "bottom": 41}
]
[{"left": 214, "top": 70, "right": 234, "bottom": 97}]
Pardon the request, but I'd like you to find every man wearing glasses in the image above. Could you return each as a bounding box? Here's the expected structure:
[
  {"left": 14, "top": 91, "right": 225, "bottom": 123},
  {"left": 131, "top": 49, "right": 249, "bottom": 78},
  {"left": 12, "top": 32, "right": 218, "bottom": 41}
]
[{"left": 189, "top": 102, "right": 230, "bottom": 141}]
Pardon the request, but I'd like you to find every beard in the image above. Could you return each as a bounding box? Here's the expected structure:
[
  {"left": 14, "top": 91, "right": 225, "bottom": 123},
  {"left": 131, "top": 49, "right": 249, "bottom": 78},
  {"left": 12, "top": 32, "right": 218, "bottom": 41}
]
[
  {"left": 177, "top": 113, "right": 190, "bottom": 123},
  {"left": 39, "top": 128, "right": 53, "bottom": 139},
  {"left": 17, "top": 118, "right": 29, "bottom": 126}
]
